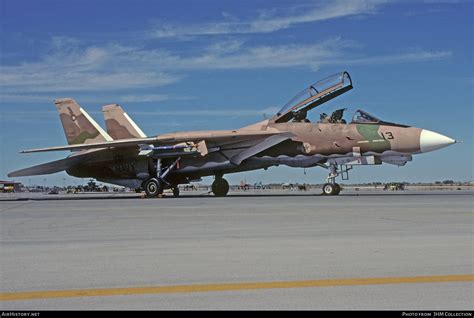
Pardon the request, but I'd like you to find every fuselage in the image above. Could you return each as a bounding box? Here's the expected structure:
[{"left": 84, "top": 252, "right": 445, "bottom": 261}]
[{"left": 66, "top": 119, "right": 454, "bottom": 188}]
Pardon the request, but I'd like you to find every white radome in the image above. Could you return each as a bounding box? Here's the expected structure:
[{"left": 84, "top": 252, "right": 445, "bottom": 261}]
[{"left": 419, "top": 129, "right": 456, "bottom": 153}]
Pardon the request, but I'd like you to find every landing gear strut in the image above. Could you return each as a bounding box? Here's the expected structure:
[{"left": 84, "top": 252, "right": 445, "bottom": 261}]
[
  {"left": 321, "top": 163, "right": 346, "bottom": 196},
  {"left": 143, "top": 157, "right": 181, "bottom": 198},
  {"left": 212, "top": 176, "right": 229, "bottom": 197}
]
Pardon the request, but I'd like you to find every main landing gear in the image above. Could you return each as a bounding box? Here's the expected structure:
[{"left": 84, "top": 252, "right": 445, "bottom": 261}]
[
  {"left": 144, "top": 179, "right": 180, "bottom": 198},
  {"left": 173, "top": 187, "right": 180, "bottom": 198},
  {"left": 143, "top": 157, "right": 181, "bottom": 198},
  {"left": 144, "top": 178, "right": 162, "bottom": 197},
  {"left": 212, "top": 175, "right": 229, "bottom": 197}
]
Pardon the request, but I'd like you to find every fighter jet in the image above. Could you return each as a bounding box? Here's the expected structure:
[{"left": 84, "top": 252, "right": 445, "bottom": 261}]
[{"left": 8, "top": 71, "right": 457, "bottom": 197}]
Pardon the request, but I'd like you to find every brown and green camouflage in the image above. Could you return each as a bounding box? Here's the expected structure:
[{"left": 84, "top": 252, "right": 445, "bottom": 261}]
[
  {"left": 55, "top": 98, "right": 112, "bottom": 145},
  {"left": 10, "top": 72, "right": 455, "bottom": 195},
  {"left": 102, "top": 104, "right": 147, "bottom": 140}
]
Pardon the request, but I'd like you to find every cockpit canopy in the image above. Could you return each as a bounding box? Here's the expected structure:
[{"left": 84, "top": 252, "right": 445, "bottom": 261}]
[
  {"left": 350, "top": 109, "right": 408, "bottom": 127},
  {"left": 351, "top": 109, "right": 381, "bottom": 123},
  {"left": 270, "top": 71, "right": 408, "bottom": 127},
  {"left": 271, "top": 71, "right": 353, "bottom": 123}
]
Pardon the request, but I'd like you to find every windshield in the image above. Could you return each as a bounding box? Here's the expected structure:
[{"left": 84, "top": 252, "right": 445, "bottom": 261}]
[{"left": 351, "top": 109, "right": 381, "bottom": 123}]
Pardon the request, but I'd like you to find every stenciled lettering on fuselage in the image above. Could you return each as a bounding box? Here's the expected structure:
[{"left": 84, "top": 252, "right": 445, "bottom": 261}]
[{"left": 111, "top": 163, "right": 134, "bottom": 174}]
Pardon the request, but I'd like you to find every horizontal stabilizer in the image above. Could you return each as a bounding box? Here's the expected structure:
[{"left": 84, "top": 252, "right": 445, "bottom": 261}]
[{"left": 8, "top": 152, "right": 93, "bottom": 177}]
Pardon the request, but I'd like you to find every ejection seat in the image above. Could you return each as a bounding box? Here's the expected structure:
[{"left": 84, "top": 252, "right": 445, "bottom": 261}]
[
  {"left": 292, "top": 109, "right": 310, "bottom": 123},
  {"left": 319, "top": 108, "right": 347, "bottom": 124}
]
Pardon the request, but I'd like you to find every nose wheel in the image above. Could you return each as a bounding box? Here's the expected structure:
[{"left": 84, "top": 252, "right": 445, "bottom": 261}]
[
  {"left": 321, "top": 163, "right": 345, "bottom": 195},
  {"left": 322, "top": 183, "right": 341, "bottom": 195}
]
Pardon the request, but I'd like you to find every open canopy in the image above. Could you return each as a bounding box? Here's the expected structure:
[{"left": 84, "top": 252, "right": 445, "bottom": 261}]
[{"left": 271, "top": 71, "right": 352, "bottom": 123}]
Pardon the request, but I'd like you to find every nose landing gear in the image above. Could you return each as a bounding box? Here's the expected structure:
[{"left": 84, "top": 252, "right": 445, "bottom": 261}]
[
  {"left": 322, "top": 183, "right": 341, "bottom": 195},
  {"left": 321, "top": 163, "right": 350, "bottom": 195}
]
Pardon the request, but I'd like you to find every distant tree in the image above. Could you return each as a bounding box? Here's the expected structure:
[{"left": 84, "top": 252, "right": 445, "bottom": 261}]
[{"left": 442, "top": 180, "right": 454, "bottom": 184}]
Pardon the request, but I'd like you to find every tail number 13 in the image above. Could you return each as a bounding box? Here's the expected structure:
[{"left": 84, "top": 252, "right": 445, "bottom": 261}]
[{"left": 381, "top": 132, "right": 394, "bottom": 140}]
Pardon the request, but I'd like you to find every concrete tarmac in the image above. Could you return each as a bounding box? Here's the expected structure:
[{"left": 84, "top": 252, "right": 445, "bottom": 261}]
[{"left": 0, "top": 191, "right": 472, "bottom": 310}]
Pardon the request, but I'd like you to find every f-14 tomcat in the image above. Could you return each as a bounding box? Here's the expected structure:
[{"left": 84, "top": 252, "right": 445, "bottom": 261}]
[{"left": 8, "top": 71, "right": 457, "bottom": 197}]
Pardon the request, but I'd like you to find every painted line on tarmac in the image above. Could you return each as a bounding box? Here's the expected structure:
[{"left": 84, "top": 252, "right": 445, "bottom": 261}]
[{"left": 1, "top": 274, "right": 473, "bottom": 301}]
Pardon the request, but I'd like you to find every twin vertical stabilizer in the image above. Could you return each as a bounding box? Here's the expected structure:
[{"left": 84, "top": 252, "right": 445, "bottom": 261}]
[
  {"left": 55, "top": 98, "right": 113, "bottom": 145},
  {"left": 55, "top": 98, "right": 146, "bottom": 146},
  {"left": 102, "top": 104, "right": 147, "bottom": 139}
]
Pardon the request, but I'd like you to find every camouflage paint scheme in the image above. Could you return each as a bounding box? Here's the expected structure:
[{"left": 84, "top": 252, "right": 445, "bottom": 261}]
[
  {"left": 59, "top": 116, "right": 423, "bottom": 188},
  {"left": 9, "top": 72, "right": 454, "bottom": 193},
  {"left": 55, "top": 99, "right": 112, "bottom": 145},
  {"left": 102, "top": 104, "right": 146, "bottom": 140},
  {"left": 171, "top": 119, "right": 422, "bottom": 178}
]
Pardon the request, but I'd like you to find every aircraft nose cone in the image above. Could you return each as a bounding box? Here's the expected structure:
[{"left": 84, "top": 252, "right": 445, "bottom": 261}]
[{"left": 419, "top": 129, "right": 456, "bottom": 153}]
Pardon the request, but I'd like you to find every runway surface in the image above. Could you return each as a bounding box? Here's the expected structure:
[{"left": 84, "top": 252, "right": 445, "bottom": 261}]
[{"left": 0, "top": 191, "right": 472, "bottom": 309}]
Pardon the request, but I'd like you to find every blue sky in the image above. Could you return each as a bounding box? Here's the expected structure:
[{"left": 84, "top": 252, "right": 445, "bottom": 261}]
[{"left": 0, "top": 0, "right": 472, "bottom": 186}]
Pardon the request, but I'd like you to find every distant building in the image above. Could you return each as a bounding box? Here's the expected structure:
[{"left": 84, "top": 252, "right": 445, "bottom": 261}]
[{"left": 0, "top": 180, "right": 22, "bottom": 193}]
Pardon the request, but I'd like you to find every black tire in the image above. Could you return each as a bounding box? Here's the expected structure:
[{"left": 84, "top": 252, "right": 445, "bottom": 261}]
[
  {"left": 144, "top": 178, "right": 161, "bottom": 198},
  {"left": 333, "top": 183, "right": 341, "bottom": 195},
  {"left": 322, "top": 183, "right": 336, "bottom": 195},
  {"left": 173, "top": 187, "right": 180, "bottom": 198},
  {"left": 212, "top": 178, "right": 229, "bottom": 197}
]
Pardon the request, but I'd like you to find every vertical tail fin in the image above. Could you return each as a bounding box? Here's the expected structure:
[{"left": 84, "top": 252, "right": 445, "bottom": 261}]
[
  {"left": 55, "top": 98, "right": 113, "bottom": 145},
  {"left": 102, "top": 104, "right": 147, "bottom": 139}
]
